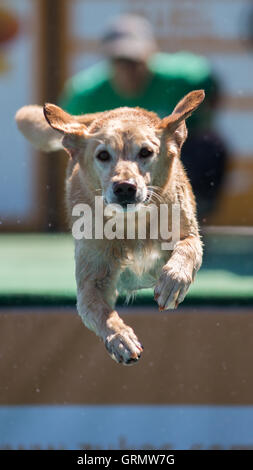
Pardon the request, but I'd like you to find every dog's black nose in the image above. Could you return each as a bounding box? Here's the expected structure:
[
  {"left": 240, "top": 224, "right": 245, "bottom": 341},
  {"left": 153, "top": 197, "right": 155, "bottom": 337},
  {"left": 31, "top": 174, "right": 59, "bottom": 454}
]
[{"left": 113, "top": 181, "right": 137, "bottom": 204}]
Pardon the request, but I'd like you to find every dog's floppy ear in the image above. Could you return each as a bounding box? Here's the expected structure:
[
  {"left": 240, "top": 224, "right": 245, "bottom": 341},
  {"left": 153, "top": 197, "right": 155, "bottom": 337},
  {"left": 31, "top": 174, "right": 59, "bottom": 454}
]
[
  {"left": 44, "top": 103, "right": 88, "bottom": 159},
  {"left": 158, "top": 90, "right": 205, "bottom": 150}
]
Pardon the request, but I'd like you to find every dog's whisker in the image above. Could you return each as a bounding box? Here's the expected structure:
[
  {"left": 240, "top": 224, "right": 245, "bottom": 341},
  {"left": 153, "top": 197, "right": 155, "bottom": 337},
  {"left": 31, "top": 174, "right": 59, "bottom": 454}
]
[
  {"left": 147, "top": 185, "right": 163, "bottom": 194},
  {"left": 147, "top": 187, "right": 167, "bottom": 203},
  {"left": 146, "top": 189, "right": 164, "bottom": 204}
]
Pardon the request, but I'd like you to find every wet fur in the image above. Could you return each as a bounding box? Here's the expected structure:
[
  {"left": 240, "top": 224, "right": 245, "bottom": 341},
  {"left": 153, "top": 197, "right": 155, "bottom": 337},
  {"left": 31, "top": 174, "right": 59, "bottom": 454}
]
[{"left": 15, "top": 90, "right": 204, "bottom": 365}]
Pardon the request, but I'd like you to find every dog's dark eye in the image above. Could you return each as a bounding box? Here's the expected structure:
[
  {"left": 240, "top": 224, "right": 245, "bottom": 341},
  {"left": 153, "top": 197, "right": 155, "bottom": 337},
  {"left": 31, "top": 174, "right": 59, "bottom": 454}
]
[
  {"left": 139, "top": 147, "right": 153, "bottom": 158},
  {"left": 96, "top": 150, "right": 111, "bottom": 162}
]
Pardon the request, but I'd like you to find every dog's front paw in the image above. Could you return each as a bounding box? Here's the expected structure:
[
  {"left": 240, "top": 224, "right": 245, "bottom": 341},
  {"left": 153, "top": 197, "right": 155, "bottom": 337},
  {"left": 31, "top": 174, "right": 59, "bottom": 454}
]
[
  {"left": 154, "top": 263, "right": 192, "bottom": 310},
  {"left": 105, "top": 327, "right": 143, "bottom": 365}
]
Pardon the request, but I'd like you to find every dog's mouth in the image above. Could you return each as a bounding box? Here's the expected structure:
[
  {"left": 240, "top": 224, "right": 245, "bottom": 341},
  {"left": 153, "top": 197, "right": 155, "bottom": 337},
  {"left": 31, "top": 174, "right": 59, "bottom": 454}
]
[{"left": 103, "top": 196, "right": 149, "bottom": 212}]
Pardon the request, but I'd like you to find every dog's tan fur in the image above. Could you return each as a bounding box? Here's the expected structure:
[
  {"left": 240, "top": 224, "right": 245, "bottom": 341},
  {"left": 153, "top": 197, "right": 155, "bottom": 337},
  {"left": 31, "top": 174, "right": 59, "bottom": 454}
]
[{"left": 15, "top": 90, "right": 204, "bottom": 365}]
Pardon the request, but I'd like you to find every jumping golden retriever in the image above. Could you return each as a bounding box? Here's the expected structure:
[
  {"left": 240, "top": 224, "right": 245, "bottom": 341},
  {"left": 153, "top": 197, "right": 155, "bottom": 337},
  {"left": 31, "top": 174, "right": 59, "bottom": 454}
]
[{"left": 16, "top": 90, "right": 204, "bottom": 365}]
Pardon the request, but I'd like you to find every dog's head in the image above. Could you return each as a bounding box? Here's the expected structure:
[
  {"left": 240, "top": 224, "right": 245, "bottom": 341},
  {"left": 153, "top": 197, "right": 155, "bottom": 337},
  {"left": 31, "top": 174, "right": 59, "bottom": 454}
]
[{"left": 42, "top": 90, "right": 204, "bottom": 210}]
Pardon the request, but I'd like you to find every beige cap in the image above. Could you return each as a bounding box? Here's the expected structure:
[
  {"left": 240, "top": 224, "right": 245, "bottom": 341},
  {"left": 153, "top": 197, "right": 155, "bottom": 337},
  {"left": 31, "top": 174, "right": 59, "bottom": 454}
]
[{"left": 100, "top": 14, "right": 157, "bottom": 61}]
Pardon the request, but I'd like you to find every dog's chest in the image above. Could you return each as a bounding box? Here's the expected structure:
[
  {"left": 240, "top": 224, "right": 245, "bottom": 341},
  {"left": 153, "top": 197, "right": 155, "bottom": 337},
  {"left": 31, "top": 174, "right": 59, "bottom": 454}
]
[{"left": 116, "top": 243, "right": 164, "bottom": 295}]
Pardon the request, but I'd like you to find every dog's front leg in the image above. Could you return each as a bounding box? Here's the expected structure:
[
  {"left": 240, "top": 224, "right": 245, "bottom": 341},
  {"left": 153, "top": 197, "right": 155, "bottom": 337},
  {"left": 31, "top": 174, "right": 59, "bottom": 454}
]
[
  {"left": 75, "top": 251, "right": 143, "bottom": 364},
  {"left": 154, "top": 235, "right": 202, "bottom": 310},
  {"left": 77, "top": 281, "right": 143, "bottom": 365}
]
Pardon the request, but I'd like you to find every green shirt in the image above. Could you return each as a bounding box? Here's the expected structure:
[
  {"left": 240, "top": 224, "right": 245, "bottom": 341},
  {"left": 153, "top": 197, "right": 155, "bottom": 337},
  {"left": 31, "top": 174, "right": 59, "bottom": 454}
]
[{"left": 60, "top": 52, "right": 218, "bottom": 131}]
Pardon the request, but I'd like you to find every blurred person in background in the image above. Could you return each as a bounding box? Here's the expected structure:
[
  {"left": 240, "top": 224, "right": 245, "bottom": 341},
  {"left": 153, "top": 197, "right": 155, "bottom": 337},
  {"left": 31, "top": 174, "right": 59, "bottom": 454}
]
[{"left": 60, "top": 14, "right": 227, "bottom": 222}]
